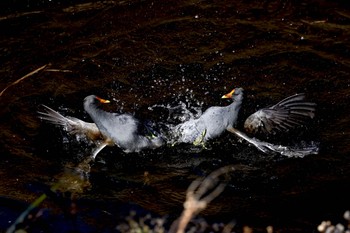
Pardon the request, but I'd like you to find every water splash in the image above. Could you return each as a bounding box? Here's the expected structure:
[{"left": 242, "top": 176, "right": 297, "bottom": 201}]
[
  {"left": 148, "top": 88, "right": 204, "bottom": 123},
  {"left": 149, "top": 91, "right": 319, "bottom": 158}
]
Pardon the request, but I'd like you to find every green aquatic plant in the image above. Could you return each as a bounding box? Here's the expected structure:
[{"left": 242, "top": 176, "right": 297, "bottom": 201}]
[{"left": 6, "top": 183, "right": 59, "bottom": 233}]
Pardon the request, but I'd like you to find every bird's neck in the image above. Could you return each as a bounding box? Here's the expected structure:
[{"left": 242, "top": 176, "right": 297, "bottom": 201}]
[
  {"left": 85, "top": 103, "right": 106, "bottom": 123},
  {"left": 228, "top": 98, "right": 242, "bottom": 113},
  {"left": 226, "top": 95, "right": 243, "bottom": 124}
]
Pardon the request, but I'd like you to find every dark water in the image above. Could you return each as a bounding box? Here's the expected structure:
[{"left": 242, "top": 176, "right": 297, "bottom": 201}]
[{"left": 1, "top": 0, "right": 350, "bottom": 232}]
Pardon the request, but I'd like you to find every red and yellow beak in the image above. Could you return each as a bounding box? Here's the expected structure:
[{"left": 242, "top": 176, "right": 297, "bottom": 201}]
[
  {"left": 221, "top": 88, "right": 235, "bottom": 99},
  {"left": 96, "top": 96, "right": 111, "bottom": 104}
]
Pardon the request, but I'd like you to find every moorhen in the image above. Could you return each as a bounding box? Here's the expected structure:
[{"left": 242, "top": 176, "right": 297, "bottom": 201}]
[
  {"left": 83, "top": 95, "right": 164, "bottom": 155},
  {"left": 173, "top": 87, "right": 317, "bottom": 156},
  {"left": 39, "top": 95, "right": 164, "bottom": 159},
  {"left": 173, "top": 88, "right": 244, "bottom": 145}
]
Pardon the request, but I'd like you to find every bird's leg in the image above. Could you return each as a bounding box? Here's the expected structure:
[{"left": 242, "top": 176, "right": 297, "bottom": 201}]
[
  {"left": 91, "top": 141, "right": 108, "bottom": 160},
  {"left": 226, "top": 127, "right": 271, "bottom": 153},
  {"left": 226, "top": 127, "right": 318, "bottom": 157}
]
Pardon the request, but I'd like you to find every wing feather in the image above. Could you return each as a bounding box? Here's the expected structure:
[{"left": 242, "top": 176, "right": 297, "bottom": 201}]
[{"left": 244, "top": 93, "right": 316, "bottom": 135}]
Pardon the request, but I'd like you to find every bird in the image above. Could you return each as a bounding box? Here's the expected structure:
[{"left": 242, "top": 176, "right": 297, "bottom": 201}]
[
  {"left": 38, "top": 95, "right": 164, "bottom": 159},
  {"left": 173, "top": 88, "right": 244, "bottom": 145},
  {"left": 83, "top": 95, "right": 164, "bottom": 155},
  {"left": 172, "top": 87, "right": 317, "bottom": 156}
]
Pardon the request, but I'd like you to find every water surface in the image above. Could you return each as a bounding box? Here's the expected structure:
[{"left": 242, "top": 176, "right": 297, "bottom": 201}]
[{"left": 1, "top": 0, "right": 350, "bottom": 232}]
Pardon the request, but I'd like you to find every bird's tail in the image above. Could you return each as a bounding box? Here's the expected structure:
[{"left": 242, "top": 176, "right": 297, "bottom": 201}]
[
  {"left": 38, "top": 105, "right": 74, "bottom": 129},
  {"left": 38, "top": 105, "right": 68, "bottom": 124},
  {"left": 38, "top": 105, "right": 103, "bottom": 143}
]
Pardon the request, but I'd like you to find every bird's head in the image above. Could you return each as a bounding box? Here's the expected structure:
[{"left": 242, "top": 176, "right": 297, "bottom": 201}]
[
  {"left": 221, "top": 88, "right": 236, "bottom": 99},
  {"left": 84, "top": 95, "right": 110, "bottom": 108},
  {"left": 95, "top": 96, "right": 110, "bottom": 104},
  {"left": 221, "top": 87, "right": 244, "bottom": 100}
]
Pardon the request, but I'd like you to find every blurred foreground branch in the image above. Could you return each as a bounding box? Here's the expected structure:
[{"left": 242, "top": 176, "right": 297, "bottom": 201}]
[{"left": 170, "top": 166, "right": 235, "bottom": 233}]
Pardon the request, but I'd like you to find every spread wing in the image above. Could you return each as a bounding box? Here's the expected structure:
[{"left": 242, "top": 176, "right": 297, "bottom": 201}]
[
  {"left": 244, "top": 93, "right": 316, "bottom": 135},
  {"left": 38, "top": 105, "right": 103, "bottom": 141}
]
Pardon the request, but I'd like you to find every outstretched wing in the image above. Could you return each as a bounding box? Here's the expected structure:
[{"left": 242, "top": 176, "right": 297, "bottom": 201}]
[
  {"left": 244, "top": 93, "right": 316, "bottom": 135},
  {"left": 38, "top": 105, "right": 103, "bottom": 141}
]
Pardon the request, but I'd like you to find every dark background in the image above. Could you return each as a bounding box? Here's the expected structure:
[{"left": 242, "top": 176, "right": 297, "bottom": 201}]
[{"left": 1, "top": 0, "right": 349, "bottom": 232}]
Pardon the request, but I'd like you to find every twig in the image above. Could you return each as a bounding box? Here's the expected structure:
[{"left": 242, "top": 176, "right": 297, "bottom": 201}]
[
  {"left": 0, "top": 11, "right": 43, "bottom": 21},
  {"left": 169, "top": 166, "right": 234, "bottom": 233},
  {"left": 0, "top": 64, "right": 47, "bottom": 97},
  {"left": 45, "top": 69, "right": 72, "bottom": 73}
]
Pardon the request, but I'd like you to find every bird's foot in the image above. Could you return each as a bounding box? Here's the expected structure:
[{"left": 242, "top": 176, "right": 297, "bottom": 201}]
[
  {"left": 251, "top": 139, "right": 319, "bottom": 158},
  {"left": 193, "top": 129, "right": 207, "bottom": 148}
]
